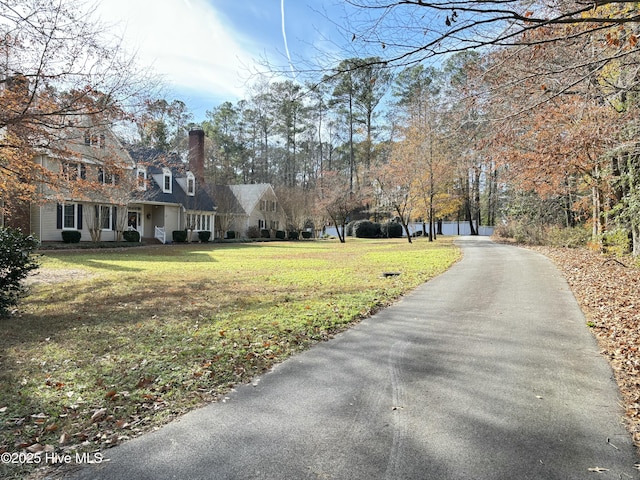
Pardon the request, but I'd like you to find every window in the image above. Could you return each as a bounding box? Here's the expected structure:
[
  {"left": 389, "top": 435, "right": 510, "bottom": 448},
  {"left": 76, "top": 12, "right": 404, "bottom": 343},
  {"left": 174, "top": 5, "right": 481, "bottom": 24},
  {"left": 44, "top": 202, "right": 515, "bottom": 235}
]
[
  {"left": 258, "top": 219, "right": 265, "bottom": 229},
  {"left": 98, "top": 167, "right": 118, "bottom": 185},
  {"left": 137, "top": 167, "right": 147, "bottom": 191},
  {"left": 187, "top": 213, "right": 212, "bottom": 231},
  {"left": 62, "top": 162, "right": 86, "bottom": 181},
  {"left": 63, "top": 204, "right": 77, "bottom": 229},
  {"left": 187, "top": 172, "right": 195, "bottom": 196},
  {"left": 163, "top": 168, "right": 172, "bottom": 193},
  {"left": 99, "top": 206, "right": 112, "bottom": 230},
  {"left": 57, "top": 203, "right": 83, "bottom": 230},
  {"left": 84, "top": 130, "right": 105, "bottom": 148}
]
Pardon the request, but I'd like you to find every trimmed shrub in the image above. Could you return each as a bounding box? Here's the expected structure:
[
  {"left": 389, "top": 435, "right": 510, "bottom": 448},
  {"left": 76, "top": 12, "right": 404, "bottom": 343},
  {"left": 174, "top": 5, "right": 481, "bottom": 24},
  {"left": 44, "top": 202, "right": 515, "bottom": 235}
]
[
  {"left": 0, "top": 227, "right": 40, "bottom": 316},
  {"left": 61, "top": 230, "right": 81, "bottom": 243},
  {"left": 260, "top": 229, "right": 270, "bottom": 239},
  {"left": 353, "top": 220, "right": 381, "bottom": 238},
  {"left": 275, "top": 230, "right": 286, "bottom": 240},
  {"left": 301, "top": 231, "right": 312, "bottom": 239},
  {"left": 172, "top": 230, "right": 188, "bottom": 243},
  {"left": 226, "top": 231, "right": 236, "bottom": 239},
  {"left": 247, "top": 226, "right": 260, "bottom": 239},
  {"left": 122, "top": 230, "right": 140, "bottom": 242},
  {"left": 288, "top": 231, "right": 299, "bottom": 240},
  {"left": 381, "top": 222, "right": 403, "bottom": 238},
  {"left": 198, "top": 231, "right": 211, "bottom": 243},
  {"left": 345, "top": 221, "right": 356, "bottom": 237}
]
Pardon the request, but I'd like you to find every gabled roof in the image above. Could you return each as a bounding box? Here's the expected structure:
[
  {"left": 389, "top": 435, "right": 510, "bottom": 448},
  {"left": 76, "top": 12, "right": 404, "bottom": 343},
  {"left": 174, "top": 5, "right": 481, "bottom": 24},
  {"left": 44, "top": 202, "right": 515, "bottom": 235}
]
[
  {"left": 127, "top": 145, "right": 216, "bottom": 212},
  {"left": 227, "top": 184, "right": 273, "bottom": 215},
  {"left": 209, "top": 185, "right": 246, "bottom": 215}
]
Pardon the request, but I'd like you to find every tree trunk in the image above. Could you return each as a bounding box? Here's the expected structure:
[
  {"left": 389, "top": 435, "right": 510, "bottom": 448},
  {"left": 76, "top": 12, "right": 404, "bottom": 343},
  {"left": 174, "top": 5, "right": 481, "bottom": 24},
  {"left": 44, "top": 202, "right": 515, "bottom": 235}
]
[{"left": 400, "top": 221, "right": 413, "bottom": 243}]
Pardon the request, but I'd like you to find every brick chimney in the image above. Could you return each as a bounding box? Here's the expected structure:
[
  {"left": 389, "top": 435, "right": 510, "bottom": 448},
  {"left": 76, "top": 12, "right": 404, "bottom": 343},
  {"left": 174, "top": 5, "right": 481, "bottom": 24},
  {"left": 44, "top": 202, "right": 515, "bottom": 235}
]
[{"left": 188, "top": 129, "right": 205, "bottom": 185}]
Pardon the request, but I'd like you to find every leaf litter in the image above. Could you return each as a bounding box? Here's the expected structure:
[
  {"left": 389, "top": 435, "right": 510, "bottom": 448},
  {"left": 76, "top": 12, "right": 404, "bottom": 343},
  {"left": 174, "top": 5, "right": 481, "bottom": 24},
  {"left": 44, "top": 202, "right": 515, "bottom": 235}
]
[{"left": 535, "top": 246, "right": 640, "bottom": 449}]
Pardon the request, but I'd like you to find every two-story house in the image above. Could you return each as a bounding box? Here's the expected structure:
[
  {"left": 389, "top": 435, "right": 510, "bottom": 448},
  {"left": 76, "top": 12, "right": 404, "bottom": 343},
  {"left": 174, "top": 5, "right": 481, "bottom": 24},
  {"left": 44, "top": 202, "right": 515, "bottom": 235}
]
[
  {"left": 16, "top": 126, "right": 216, "bottom": 243},
  {"left": 128, "top": 133, "right": 217, "bottom": 243}
]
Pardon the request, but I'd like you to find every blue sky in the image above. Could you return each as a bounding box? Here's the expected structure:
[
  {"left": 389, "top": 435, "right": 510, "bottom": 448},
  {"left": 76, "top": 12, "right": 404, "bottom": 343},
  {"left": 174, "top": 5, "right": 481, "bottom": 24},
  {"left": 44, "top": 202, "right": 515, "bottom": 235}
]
[{"left": 96, "top": 0, "right": 356, "bottom": 121}]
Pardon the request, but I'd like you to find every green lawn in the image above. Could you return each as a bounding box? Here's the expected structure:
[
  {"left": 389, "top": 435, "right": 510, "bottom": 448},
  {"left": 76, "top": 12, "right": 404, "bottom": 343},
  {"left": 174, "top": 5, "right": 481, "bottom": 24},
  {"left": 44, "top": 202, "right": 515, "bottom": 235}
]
[{"left": 0, "top": 237, "right": 459, "bottom": 475}]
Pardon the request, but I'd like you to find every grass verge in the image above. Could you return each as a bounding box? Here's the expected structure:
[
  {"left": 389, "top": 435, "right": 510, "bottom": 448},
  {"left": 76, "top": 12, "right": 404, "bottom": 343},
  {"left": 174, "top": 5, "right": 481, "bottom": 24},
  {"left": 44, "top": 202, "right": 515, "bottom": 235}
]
[{"left": 0, "top": 237, "right": 459, "bottom": 478}]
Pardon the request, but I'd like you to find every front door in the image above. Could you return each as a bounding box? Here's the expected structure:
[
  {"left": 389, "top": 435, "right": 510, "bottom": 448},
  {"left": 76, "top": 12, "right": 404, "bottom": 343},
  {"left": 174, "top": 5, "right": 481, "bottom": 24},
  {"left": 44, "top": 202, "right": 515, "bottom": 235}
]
[{"left": 128, "top": 210, "right": 142, "bottom": 234}]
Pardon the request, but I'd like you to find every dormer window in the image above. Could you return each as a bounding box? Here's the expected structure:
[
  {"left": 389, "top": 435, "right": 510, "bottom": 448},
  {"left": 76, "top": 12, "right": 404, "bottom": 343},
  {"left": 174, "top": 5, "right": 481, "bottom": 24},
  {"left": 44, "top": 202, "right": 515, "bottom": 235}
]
[
  {"left": 186, "top": 172, "right": 195, "bottom": 196},
  {"left": 136, "top": 166, "right": 147, "bottom": 191},
  {"left": 163, "top": 168, "right": 172, "bottom": 193}
]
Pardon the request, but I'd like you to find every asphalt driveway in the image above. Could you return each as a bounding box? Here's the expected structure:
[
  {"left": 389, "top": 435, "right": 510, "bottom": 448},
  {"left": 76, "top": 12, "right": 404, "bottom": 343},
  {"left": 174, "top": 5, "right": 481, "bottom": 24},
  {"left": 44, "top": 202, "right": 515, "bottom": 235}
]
[{"left": 65, "top": 237, "right": 639, "bottom": 479}]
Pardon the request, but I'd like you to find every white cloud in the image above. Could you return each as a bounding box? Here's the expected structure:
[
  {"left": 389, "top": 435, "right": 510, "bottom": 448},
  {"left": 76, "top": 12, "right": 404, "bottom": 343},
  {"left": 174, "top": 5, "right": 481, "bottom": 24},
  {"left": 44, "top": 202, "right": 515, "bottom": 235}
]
[{"left": 96, "top": 0, "right": 257, "bottom": 101}]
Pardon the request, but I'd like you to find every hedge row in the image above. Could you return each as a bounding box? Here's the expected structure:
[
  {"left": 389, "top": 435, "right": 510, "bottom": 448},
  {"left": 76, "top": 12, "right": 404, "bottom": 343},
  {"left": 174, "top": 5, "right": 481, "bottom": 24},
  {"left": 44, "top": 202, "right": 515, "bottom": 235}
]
[{"left": 346, "top": 220, "right": 403, "bottom": 238}]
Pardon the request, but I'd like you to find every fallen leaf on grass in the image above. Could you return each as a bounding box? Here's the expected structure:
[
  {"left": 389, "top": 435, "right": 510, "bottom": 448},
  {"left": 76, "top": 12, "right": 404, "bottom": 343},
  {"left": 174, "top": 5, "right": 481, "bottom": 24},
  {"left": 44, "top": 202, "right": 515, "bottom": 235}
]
[
  {"left": 45, "top": 422, "right": 58, "bottom": 432},
  {"left": 114, "top": 419, "right": 129, "bottom": 429},
  {"left": 90, "top": 408, "right": 107, "bottom": 423},
  {"left": 136, "top": 376, "right": 154, "bottom": 389}
]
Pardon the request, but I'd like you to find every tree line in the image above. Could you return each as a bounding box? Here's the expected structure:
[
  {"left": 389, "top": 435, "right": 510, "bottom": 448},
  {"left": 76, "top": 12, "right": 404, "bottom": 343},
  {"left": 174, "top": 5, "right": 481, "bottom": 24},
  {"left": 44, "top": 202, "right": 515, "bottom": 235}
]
[
  {"left": 2, "top": 0, "right": 640, "bottom": 253},
  {"left": 135, "top": 54, "right": 498, "bottom": 242}
]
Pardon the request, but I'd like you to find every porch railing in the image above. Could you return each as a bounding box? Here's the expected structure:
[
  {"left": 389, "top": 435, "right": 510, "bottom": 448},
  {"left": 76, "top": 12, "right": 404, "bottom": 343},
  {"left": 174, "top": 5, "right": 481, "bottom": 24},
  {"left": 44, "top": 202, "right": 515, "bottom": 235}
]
[{"left": 154, "top": 226, "right": 166, "bottom": 244}]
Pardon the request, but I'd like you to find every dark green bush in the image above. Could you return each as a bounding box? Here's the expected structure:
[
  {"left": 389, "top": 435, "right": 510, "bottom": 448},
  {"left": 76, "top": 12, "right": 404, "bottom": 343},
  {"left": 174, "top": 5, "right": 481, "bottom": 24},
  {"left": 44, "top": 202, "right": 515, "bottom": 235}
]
[
  {"left": 345, "top": 221, "right": 356, "bottom": 237},
  {"left": 198, "top": 231, "right": 211, "bottom": 243},
  {"left": 381, "top": 222, "right": 403, "bottom": 238},
  {"left": 301, "top": 231, "right": 312, "bottom": 239},
  {"left": 260, "top": 229, "right": 270, "bottom": 239},
  {"left": 353, "top": 220, "right": 381, "bottom": 238},
  {"left": 288, "top": 231, "right": 299, "bottom": 240},
  {"left": 172, "top": 230, "right": 188, "bottom": 243},
  {"left": 0, "top": 227, "right": 40, "bottom": 316},
  {"left": 226, "top": 231, "right": 236, "bottom": 239},
  {"left": 61, "top": 230, "right": 81, "bottom": 243},
  {"left": 247, "top": 226, "right": 260, "bottom": 239},
  {"left": 275, "top": 230, "right": 286, "bottom": 240},
  {"left": 122, "top": 230, "right": 140, "bottom": 242}
]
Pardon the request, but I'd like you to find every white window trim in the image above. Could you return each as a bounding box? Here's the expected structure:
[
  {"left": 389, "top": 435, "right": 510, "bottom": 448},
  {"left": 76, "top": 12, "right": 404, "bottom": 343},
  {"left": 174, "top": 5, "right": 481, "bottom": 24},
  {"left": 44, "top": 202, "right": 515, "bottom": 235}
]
[
  {"left": 62, "top": 162, "right": 85, "bottom": 181},
  {"left": 186, "top": 212, "right": 212, "bottom": 232},
  {"left": 99, "top": 205, "right": 113, "bottom": 231},
  {"left": 137, "top": 167, "right": 147, "bottom": 191},
  {"left": 98, "top": 167, "right": 118, "bottom": 186},
  {"left": 62, "top": 203, "right": 78, "bottom": 230},
  {"left": 186, "top": 172, "right": 195, "bottom": 196},
  {"left": 162, "top": 168, "right": 172, "bottom": 193}
]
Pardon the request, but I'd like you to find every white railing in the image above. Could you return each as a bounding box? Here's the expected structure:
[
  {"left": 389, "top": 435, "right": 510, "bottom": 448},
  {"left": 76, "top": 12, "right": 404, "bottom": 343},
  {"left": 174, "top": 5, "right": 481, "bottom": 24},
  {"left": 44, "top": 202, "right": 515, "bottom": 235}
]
[{"left": 154, "top": 226, "right": 166, "bottom": 244}]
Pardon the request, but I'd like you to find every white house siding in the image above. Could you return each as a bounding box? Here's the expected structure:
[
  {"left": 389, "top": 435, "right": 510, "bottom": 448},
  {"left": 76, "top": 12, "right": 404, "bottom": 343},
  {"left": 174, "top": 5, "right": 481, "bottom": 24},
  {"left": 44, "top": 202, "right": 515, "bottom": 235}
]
[
  {"left": 30, "top": 204, "right": 41, "bottom": 239},
  {"left": 228, "top": 215, "right": 249, "bottom": 237},
  {"left": 36, "top": 202, "right": 122, "bottom": 242},
  {"left": 164, "top": 205, "right": 181, "bottom": 234},
  {"left": 38, "top": 203, "right": 67, "bottom": 242}
]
